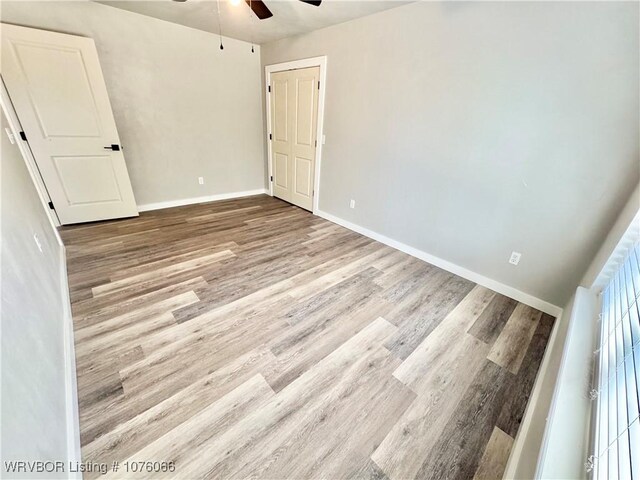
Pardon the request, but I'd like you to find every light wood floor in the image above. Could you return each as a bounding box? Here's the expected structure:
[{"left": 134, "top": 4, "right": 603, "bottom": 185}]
[{"left": 61, "top": 195, "right": 554, "bottom": 480}]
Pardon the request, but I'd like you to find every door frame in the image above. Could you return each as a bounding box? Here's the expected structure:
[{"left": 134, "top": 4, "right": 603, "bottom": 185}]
[{"left": 265, "top": 56, "right": 327, "bottom": 214}]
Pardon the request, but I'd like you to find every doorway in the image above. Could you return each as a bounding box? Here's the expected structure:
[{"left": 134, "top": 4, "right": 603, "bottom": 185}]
[{"left": 265, "top": 57, "right": 327, "bottom": 213}]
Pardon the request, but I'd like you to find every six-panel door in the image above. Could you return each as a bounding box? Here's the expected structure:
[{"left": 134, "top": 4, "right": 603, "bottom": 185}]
[{"left": 269, "top": 66, "right": 320, "bottom": 211}]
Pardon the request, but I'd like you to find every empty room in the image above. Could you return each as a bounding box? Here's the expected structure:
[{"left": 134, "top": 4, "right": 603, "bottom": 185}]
[{"left": 1, "top": 1, "right": 638, "bottom": 479}]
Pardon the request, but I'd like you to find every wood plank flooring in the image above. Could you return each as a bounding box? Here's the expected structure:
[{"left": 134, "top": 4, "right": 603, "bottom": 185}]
[{"left": 60, "top": 194, "right": 554, "bottom": 480}]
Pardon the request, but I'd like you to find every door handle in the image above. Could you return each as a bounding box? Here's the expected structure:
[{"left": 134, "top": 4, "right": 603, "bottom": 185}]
[{"left": 104, "top": 144, "right": 120, "bottom": 151}]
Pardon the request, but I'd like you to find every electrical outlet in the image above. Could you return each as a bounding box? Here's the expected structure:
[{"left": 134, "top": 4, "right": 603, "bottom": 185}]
[
  {"left": 509, "top": 251, "right": 522, "bottom": 266},
  {"left": 198, "top": 177, "right": 204, "bottom": 185},
  {"left": 349, "top": 199, "right": 356, "bottom": 209},
  {"left": 33, "top": 233, "right": 43, "bottom": 253}
]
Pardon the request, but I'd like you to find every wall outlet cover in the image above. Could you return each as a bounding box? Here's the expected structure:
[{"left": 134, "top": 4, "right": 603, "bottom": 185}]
[{"left": 509, "top": 251, "right": 522, "bottom": 265}]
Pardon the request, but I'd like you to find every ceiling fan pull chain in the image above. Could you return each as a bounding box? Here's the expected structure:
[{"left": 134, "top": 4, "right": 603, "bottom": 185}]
[
  {"left": 216, "top": 0, "right": 224, "bottom": 50},
  {"left": 250, "top": 0, "right": 255, "bottom": 53}
]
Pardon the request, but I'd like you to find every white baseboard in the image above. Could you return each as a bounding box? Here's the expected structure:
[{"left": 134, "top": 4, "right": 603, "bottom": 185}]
[
  {"left": 316, "top": 209, "right": 563, "bottom": 317},
  {"left": 137, "top": 189, "right": 268, "bottom": 212},
  {"left": 60, "top": 245, "right": 82, "bottom": 478}
]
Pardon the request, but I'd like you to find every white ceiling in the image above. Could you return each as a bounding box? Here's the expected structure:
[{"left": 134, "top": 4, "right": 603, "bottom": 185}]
[{"left": 96, "top": 0, "right": 410, "bottom": 45}]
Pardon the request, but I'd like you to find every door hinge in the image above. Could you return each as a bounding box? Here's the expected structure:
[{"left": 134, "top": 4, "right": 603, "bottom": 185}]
[
  {"left": 269, "top": 133, "right": 272, "bottom": 140},
  {"left": 48, "top": 201, "right": 55, "bottom": 210},
  {"left": 315, "top": 140, "right": 317, "bottom": 147},
  {"left": 318, "top": 81, "right": 320, "bottom": 90},
  {"left": 19, "top": 131, "right": 27, "bottom": 141},
  {"left": 268, "top": 85, "right": 271, "bottom": 93},
  {"left": 270, "top": 175, "right": 273, "bottom": 182}
]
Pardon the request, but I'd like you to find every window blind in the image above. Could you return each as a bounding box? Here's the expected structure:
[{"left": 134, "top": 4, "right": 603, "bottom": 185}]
[{"left": 593, "top": 242, "right": 640, "bottom": 479}]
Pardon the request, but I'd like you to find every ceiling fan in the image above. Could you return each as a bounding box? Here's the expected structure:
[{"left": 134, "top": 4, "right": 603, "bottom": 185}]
[{"left": 171, "top": 0, "right": 322, "bottom": 20}]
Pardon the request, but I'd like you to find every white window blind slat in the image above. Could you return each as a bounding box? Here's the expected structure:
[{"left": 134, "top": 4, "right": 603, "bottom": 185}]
[
  {"left": 632, "top": 247, "right": 640, "bottom": 298},
  {"left": 630, "top": 419, "right": 640, "bottom": 477},
  {"left": 631, "top": 304, "right": 640, "bottom": 348},
  {"left": 623, "top": 310, "right": 633, "bottom": 358},
  {"left": 617, "top": 366, "right": 628, "bottom": 436},
  {"left": 625, "top": 354, "right": 640, "bottom": 424},
  {"left": 599, "top": 374, "right": 610, "bottom": 456},
  {"left": 609, "top": 369, "right": 618, "bottom": 446},
  {"left": 594, "top": 242, "right": 640, "bottom": 480},
  {"left": 616, "top": 322, "right": 624, "bottom": 368},
  {"left": 609, "top": 441, "right": 618, "bottom": 480},
  {"left": 634, "top": 343, "right": 640, "bottom": 418},
  {"left": 619, "top": 431, "right": 632, "bottom": 480},
  {"left": 599, "top": 451, "right": 608, "bottom": 480},
  {"left": 624, "top": 261, "right": 635, "bottom": 306}
]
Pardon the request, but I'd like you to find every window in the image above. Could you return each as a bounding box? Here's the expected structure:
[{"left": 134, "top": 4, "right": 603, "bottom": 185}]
[{"left": 593, "top": 242, "right": 640, "bottom": 479}]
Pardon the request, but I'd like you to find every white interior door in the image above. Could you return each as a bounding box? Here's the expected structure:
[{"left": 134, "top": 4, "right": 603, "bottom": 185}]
[
  {"left": 1, "top": 23, "right": 138, "bottom": 225},
  {"left": 270, "top": 66, "right": 319, "bottom": 211}
]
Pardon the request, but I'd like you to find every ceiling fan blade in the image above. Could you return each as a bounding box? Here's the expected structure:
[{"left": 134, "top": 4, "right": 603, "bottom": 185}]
[
  {"left": 299, "top": 0, "right": 322, "bottom": 5},
  {"left": 245, "top": 0, "right": 273, "bottom": 20}
]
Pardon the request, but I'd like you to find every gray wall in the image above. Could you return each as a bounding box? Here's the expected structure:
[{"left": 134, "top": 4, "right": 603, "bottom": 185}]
[
  {"left": 261, "top": 1, "right": 640, "bottom": 307},
  {"left": 2, "top": 1, "right": 266, "bottom": 207},
  {"left": 1, "top": 110, "right": 70, "bottom": 476}
]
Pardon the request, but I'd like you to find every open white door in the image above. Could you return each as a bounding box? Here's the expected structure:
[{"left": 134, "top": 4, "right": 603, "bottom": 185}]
[{"left": 1, "top": 23, "right": 138, "bottom": 225}]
